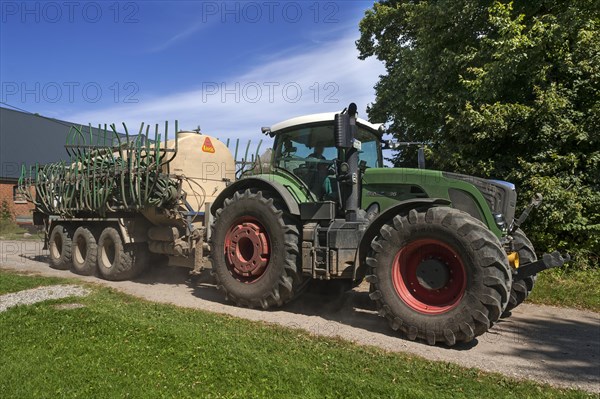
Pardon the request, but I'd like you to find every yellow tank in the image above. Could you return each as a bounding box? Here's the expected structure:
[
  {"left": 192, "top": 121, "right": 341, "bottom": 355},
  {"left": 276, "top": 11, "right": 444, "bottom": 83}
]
[
  {"left": 141, "top": 131, "right": 235, "bottom": 228},
  {"left": 165, "top": 131, "right": 235, "bottom": 212}
]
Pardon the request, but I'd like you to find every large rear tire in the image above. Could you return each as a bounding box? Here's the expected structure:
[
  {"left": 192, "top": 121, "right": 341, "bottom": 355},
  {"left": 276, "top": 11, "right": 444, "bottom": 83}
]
[
  {"left": 71, "top": 226, "right": 98, "bottom": 276},
  {"left": 97, "top": 227, "right": 148, "bottom": 281},
  {"left": 367, "top": 207, "right": 512, "bottom": 346},
  {"left": 502, "top": 229, "right": 537, "bottom": 316},
  {"left": 210, "top": 189, "right": 303, "bottom": 309},
  {"left": 48, "top": 224, "right": 73, "bottom": 270}
]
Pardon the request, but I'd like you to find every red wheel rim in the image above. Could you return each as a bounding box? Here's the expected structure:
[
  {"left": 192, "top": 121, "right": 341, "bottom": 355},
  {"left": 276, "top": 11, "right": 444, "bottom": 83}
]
[
  {"left": 224, "top": 217, "right": 270, "bottom": 283},
  {"left": 392, "top": 239, "right": 466, "bottom": 314}
]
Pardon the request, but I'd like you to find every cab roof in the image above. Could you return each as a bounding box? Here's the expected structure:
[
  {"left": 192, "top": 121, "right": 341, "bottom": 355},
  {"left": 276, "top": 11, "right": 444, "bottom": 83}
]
[{"left": 269, "top": 112, "right": 384, "bottom": 136}]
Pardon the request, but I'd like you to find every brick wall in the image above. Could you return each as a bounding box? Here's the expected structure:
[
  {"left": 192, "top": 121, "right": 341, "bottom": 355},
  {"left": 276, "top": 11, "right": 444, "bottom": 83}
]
[{"left": 0, "top": 181, "right": 35, "bottom": 221}]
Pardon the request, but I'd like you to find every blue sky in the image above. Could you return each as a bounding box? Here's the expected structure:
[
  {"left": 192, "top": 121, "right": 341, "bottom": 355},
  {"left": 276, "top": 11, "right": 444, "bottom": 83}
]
[{"left": 0, "top": 1, "right": 384, "bottom": 145}]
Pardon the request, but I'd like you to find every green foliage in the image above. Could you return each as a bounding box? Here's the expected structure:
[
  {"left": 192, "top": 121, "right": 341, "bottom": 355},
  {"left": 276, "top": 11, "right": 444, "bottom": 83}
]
[
  {"left": 0, "top": 199, "right": 31, "bottom": 240},
  {"left": 0, "top": 199, "right": 12, "bottom": 221},
  {"left": 358, "top": 0, "right": 600, "bottom": 267},
  {"left": 529, "top": 268, "right": 600, "bottom": 311}
]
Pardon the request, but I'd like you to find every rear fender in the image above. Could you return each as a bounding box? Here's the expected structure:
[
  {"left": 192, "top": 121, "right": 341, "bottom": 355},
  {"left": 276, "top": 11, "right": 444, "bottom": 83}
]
[{"left": 210, "top": 177, "right": 301, "bottom": 216}]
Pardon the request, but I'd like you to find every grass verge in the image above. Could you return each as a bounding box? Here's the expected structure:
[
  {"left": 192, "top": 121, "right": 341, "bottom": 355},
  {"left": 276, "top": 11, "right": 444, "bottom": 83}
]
[
  {"left": 0, "top": 271, "right": 594, "bottom": 399},
  {"left": 0, "top": 271, "right": 75, "bottom": 295},
  {"left": 0, "top": 220, "right": 42, "bottom": 240},
  {"left": 528, "top": 268, "right": 600, "bottom": 311}
]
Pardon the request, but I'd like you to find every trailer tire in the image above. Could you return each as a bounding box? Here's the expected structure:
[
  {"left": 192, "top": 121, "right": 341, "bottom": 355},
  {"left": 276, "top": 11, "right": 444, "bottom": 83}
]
[
  {"left": 48, "top": 224, "right": 73, "bottom": 270},
  {"left": 210, "top": 188, "right": 303, "bottom": 309},
  {"left": 71, "top": 226, "right": 98, "bottom": 276},
  {"left": 502, "top": 229, "right": 537, "bottom": 317},
  {"left": 367, "top": 207, "right": 512, "bottom": 346},
  {"left": 97, "top": 227, "right": 148, "bottom": 281}
]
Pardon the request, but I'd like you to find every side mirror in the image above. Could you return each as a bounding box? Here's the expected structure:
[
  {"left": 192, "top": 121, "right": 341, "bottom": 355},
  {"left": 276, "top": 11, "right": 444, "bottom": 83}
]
[
  {"left": 334, "top": 103, "right": 358, "bottom": 149},
  {"left": 334, "top": 113, "right": 352, "bottom": 149}
]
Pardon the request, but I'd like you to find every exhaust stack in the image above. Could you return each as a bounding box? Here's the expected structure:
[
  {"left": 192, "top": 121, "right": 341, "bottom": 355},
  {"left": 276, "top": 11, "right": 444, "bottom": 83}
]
[{"left": 334, "top": 103, "right": 361, "bottom": 222}]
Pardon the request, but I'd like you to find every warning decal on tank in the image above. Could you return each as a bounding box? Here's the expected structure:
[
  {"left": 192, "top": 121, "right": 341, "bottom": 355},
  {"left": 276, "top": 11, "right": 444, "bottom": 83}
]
[{"left": 202, "top": 137, "right": 215, "bottom": 153}]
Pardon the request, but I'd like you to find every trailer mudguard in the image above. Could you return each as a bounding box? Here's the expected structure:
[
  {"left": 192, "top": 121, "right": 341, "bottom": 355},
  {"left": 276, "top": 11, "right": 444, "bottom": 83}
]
[{"left": 210, "top": 177, "right": 301, "bottom": 216}]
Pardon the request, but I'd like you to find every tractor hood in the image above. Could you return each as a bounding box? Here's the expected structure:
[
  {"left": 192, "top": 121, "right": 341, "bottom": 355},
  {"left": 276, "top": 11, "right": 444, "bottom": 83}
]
[{"left": 362, "top": 168, "right": 517, "bottom": 236}]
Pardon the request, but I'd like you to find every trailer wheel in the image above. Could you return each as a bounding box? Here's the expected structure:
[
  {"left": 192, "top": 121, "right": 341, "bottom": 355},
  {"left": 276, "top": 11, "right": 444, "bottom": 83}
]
[
  {"left": 502, "top": 229, "right": 537, "bottom": 317},
  {"left": 97, "top": 227, "right": 148, "bottom": 281},
  {"left": 71, "top": 226, "right": 98, "bottom": 276},
  {"left": 367, "top": 207, "right": 511, "bottom": 346},
  {"left": 210, "top": 189, "right": 303, "bottom": 309},
  {"left": 48, "top": 224, "right": 73, "bottom": 270}
]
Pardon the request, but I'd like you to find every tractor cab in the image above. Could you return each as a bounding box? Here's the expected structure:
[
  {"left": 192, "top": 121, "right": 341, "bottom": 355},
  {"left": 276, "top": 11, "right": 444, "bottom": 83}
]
[{"left": 266, "top": 113, "right": 383, "bottom": 202}]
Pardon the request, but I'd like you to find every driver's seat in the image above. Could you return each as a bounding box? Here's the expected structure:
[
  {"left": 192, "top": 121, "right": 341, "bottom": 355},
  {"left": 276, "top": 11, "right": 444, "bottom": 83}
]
[
  {"left": 308, "top": 166, "right": 329, "bottom": 199},
  {"left": 292, "top": 164, "right": 327, "bottom": 199}
]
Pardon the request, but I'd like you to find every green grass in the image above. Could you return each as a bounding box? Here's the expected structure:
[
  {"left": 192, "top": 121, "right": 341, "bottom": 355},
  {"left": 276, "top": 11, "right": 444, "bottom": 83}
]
[
  {"left": 0, "top": 272, "right": 593, "bottom": 399},
  {"left": 0, "top": 271, "right": 74, "bottom": 295},
  {"left": 528, "top": 268, "right": 600, "bottom": 311},
  {"left": 0, "top": 219, "right": 42, "bottom": 240}
]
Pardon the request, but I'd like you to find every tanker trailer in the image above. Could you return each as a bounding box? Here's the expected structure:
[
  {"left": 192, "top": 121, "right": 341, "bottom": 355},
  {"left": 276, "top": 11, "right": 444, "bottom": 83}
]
[
  {"left": 18, "top": 122, "right": 236, "bottom": 280},
  {"left": 19, "top": 108, "right": 569, "bottom": 345}
]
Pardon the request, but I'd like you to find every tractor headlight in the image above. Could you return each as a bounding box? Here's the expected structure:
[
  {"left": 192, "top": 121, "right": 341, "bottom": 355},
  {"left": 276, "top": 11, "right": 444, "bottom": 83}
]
[{"left": 493, "top": 212, "right": 507, "bottom": 232}]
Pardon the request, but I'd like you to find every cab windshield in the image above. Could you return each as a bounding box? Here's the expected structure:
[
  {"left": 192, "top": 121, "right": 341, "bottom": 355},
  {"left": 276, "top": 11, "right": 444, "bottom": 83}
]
[{"left": 273, "top": 123, "right": 381, "bottom": 199}]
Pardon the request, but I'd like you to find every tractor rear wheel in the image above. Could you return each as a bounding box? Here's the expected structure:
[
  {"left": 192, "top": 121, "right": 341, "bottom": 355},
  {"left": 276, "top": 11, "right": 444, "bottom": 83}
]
[
  {"left": 97, "top": 227, "right": 148, "bottom": 281},
  {"left": 210, "top": 189, "right": 303, "bottom": 309},
  {"left": 502, "top": 229, "right": 537, "bottom": 317},
  {"left": 48, "top": 224, "right": 73, "bottom": 270},
  {"left": 367, "top": 207, "right": 511, "bottom": 346},
  {"left": 71, "top": 226, "right": 98, "bottom": 276}
]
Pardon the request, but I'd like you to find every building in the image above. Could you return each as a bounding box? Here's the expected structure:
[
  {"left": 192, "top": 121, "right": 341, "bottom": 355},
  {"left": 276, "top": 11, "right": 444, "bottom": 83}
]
[{"left": 0, "top": 106, "right": 107, "bottom": 223}]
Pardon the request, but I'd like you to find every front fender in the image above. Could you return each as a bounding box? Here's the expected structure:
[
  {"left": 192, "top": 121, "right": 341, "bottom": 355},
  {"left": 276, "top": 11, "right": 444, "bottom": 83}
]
[
  {"left": 210, "top": 177, "right": 301, "bottom": 216},
  {"left": 354, "top": 198, "right": 451, "bottom": 281}
]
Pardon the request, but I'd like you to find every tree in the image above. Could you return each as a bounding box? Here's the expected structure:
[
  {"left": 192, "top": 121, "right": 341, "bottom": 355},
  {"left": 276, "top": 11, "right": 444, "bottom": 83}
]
[
  {"left": 357, "top": 0, "right": 599, "bottom": 267},
  {"left": 1, "top": 199, "right": 13, "bottom": 222}
]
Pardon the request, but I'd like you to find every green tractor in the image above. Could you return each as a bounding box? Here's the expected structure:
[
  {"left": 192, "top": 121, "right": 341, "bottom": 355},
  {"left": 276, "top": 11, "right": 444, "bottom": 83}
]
[{"left": 209, "top": 103, "right": 569, "bottom": 345}]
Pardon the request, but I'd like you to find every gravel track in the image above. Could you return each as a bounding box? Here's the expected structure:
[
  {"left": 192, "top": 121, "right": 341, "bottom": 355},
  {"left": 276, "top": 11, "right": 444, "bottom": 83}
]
[
  {"left": 1, "top": 240, "right": 598, "bottom": 393},
  {"left": 0, "top": 285, "right": 90, "bottom": 313}
]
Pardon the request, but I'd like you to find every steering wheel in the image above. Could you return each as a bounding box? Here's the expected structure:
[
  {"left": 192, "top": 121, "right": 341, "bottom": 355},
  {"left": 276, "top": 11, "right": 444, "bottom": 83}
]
[{"left": 327, "top": 161, "right": 337, "bottom": 175}]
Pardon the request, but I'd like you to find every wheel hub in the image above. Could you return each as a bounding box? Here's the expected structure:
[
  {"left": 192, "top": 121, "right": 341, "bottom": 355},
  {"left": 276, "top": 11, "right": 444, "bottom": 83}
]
[
  {"left": 225, "top": 218, "right": 270, "bottom": 281},
  {"left": 74, "top": 236, "right": 88, "bottom": 264},
  {"left": 416, "top": 258, "right": 450, "bottom": 290},
  {"left": 392, "top": 239, "right": 467, "bottom": 314},
  {"left": 50, "top": 235, "right": 62, "bottom": 259}
]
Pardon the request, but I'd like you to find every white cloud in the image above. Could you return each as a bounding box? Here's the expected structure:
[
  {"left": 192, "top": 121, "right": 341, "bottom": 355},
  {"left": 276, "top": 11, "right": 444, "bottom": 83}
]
[
  {"left": 64, "top": 32, "right": 385, "bottom": 153},
  {"left": 149, "top": 20, "right": 212, "bottom": 53}
]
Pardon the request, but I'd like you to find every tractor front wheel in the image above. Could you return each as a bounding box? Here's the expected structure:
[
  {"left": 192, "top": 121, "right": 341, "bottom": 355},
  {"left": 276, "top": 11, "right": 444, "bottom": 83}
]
[
  {"left": 210, "top": 189, "right": 303, "bottom": 309},
  {"left": 367, "top": 207, "right": 511, "bottom": 346}
]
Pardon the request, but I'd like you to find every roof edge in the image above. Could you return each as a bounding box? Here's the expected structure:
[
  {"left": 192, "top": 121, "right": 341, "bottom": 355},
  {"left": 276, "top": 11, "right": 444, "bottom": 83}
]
[{"left": 270, "top": 112, "right": 384, "bottom": 135}]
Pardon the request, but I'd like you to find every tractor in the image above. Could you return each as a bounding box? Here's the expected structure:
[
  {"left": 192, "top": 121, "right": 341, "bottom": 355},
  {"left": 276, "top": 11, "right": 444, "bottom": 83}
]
[{"left": 209, "top": 103, "right": 569, "bottom": 345}]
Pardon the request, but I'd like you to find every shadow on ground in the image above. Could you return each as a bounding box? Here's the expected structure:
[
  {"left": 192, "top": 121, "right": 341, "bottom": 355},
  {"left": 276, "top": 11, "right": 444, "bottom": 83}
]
[
  {"left": 19, "top": 254, "right": 49, "bottom": 263},
  {"left": 490, "top": 312, "right": 599, "bottom": 386}
]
